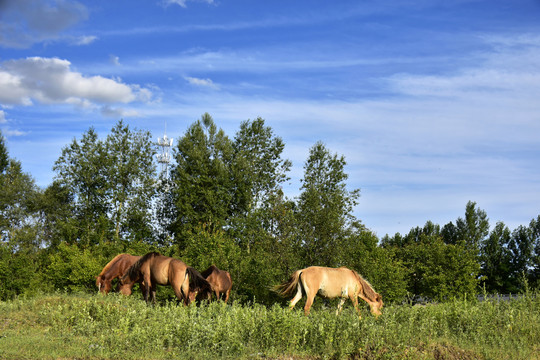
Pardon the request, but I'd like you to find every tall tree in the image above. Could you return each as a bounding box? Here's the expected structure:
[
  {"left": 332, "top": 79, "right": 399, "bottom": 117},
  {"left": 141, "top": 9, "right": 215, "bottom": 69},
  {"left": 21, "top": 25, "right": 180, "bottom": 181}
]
[
  {"left": 480, "top": 221, "right": 512, "bottom": 293},
  {"left": 233, "top": 118, "right": 291, "bottom": 210},
  {"left": 231, "top": 118, "right": 292, "bottom": 252},
  {"left": 297, "top": 141, "right": 360, "bottom": 267},
  {"left": 104, "top": 120, "right": 156, "bottom": 241},
  {"left": 53, "top": 121, "right": 157, "bottom": 246},
  {"left": 508, "top": 225, "right": 534, "bottom": 291},
  {"left": 54, "top": 127, "right": 109, "bottom": 246},
  {"left": 456, "top": 201, "right": 490, "bottom": 252},
  {"left": 0, "top": 131, "right": 41, "bottom": 299},
  {"left": 529, "top": 215, "right": 540, "bottom": 289},
  {"left": 0, "top": 134, "right": 39, "bottom": 250},
  {"left": 170, "top": 113, "right": 237, "bottom": 248}
]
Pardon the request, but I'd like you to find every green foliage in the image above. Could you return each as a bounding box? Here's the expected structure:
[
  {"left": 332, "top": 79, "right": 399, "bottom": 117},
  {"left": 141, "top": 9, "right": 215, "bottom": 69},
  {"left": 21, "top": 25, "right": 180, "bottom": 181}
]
[
  {"left": 52, "top": 120, "right": 156, "bottom": 246},
  {"left": 402, "top": 237, "right": 480, "bottom": 301},
  {"left": 1, "top": 293, "right": 538, "bottom": 359},
  {"left": 297, "top": 141, "right": 360, "bottom": 267},
  {"left": 181, "top": 225, "right": 241, "bottom": 274},
  {"left": 170, "top": 114, "right": 237, "bottom": 247},
  {"left": 45, "top": 242, "right": 103, "bottom": 293}
]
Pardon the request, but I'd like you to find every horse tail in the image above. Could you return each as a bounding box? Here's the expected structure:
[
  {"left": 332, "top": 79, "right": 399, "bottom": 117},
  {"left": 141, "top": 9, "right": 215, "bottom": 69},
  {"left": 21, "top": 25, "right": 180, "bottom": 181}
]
[
  {"left": 272, "top": 270, "right": 302, "bottom": 297},
  {"left": 186, "top": 266, "right": 212, "bottom": 296}
]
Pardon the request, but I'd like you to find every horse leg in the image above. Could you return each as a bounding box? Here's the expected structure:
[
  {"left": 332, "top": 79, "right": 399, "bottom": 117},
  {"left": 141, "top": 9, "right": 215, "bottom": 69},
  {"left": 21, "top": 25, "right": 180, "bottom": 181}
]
[
  {"left": 352, "top": 294, "right": 363, "bottom": 319},
  {"left": 224, "top": 289, "right": 230, "bottom": 303},
  {"left": 289, "top": 282, "right": 303, "bottom": 310},
  {"left": 150, "top": 284, "right": 157, "bottom": 304},
  {"left": 180, "top": 274, "right": 190, "bottom": 306},
  {"left": 303, "top": 291, "right": 316, "bottom": 316},
  {"left": 336, "top": 298, "right": 346, "bottom": 315}
]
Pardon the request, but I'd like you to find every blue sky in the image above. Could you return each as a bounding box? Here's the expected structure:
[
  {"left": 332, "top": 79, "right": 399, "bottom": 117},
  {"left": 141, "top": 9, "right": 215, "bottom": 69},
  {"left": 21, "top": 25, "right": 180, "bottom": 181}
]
[{"left": 1, "top": 0, "right": 539, "bottom": 237}]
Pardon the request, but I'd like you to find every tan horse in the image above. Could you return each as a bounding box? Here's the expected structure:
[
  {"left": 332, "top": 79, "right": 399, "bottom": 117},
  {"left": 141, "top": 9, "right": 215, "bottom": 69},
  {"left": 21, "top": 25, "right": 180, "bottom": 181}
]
[
  {"left": 273, "top": 266, "right": 383, "bottom": 318},
  {"left": 200, "top": 265, "right": 232, "bottom": 302},
  {"left": 96, "top": 253, "right": 143, "bottom": 294},
  {"left": 119, "top": 252, "right": 211, "bottom": 305}
]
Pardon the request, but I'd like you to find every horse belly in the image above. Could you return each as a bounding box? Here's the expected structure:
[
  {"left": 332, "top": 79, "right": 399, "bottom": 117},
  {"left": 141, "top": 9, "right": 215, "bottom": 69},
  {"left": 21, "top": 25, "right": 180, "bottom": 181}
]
[{"left": 317, "top": 281, "right": 342, "bottom": 298}]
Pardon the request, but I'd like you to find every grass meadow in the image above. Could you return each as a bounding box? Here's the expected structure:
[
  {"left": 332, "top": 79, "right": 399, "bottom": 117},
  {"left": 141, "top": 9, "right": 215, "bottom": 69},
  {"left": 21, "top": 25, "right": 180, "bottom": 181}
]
[{"left": 0, "top": 292, "right": 538, "bottom": 360}]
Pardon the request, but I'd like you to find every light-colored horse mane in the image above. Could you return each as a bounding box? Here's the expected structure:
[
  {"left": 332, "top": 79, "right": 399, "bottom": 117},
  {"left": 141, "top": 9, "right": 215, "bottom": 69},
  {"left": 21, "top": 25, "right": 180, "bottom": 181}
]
[{"left": 350, "top": 269, "right": 380, "bottom": 302}]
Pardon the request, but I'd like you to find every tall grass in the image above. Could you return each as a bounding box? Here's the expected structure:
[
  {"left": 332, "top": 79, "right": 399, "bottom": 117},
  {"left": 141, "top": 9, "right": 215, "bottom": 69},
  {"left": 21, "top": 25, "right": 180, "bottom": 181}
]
[{"left": 0, "top": 293, "right": 538, "bottom": 359}]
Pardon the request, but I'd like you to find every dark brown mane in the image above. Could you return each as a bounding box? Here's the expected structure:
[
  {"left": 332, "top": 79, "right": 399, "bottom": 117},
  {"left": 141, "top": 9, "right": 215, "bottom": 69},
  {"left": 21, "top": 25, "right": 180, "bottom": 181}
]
[
  {"left": 186, "top": 266, "right": 212, "bottom": 296},
  {"left": 124, "top": 252, "right": 160, "bottom": 282},
  {"left": 200, "top": 265, "right": 219, "bottom": 278}
]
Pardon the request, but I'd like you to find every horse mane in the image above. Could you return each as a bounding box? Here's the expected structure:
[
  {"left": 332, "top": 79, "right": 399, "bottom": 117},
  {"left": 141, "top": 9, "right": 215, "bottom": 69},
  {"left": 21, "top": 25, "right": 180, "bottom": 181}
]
[
  {"left": 97, "top": 253, "right": 128, "bottom": 278},
  {"left": 200, "top": 265, "right": 219, "bottom": 278},
  {"left": 124, "top": 252, "right": 160, "bottom": 282},
  {"left": 186, "top": 266, "right": 212, "bottom": 296},
  {"left": 351, "top": 269, "right": 380, "bottom": 302}
]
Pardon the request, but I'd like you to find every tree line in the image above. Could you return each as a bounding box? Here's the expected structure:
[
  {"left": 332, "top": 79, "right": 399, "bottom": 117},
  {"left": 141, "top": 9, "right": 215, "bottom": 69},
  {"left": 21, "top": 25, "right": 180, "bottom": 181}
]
[{"left": 0, "top": 114, "right": 539, "bottom": 303}]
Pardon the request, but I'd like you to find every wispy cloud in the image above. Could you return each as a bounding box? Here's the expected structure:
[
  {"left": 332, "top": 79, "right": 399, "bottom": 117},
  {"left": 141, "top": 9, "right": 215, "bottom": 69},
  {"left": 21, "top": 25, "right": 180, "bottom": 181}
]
[
  {"left": 185, "top": 76, "right": 219, "bottom": 89},
  {"left": 162, "top": 0, "right": 215, "bottom": 8},
  {"left": 72, "top": 35, "right": 98, "bottom": 46}
]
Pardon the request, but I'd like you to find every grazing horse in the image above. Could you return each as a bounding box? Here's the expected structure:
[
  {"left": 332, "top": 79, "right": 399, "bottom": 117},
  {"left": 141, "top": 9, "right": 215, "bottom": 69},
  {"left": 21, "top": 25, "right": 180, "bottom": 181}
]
[
  {"left": 96, "top": 253, "right": 142, "bottom": 294},
  {"left": 119, "top": 252, "right": 211, "bottom": 305},
  {"left": 273, "top": 266, "right": 383, "bottom": 318},
  {"left": 200, "top": 265, "right": 232, "bottom": 302}
]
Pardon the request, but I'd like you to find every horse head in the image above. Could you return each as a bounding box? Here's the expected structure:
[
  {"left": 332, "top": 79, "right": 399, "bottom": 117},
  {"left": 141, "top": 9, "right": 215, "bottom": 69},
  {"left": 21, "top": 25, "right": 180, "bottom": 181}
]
[{"left": 96, "top": 275, "right": 112, "bottom": 294}]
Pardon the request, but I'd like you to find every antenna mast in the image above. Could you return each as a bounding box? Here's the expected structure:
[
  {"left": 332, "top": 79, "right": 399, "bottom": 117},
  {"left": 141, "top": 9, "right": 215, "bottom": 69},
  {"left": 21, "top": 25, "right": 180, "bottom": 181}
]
[{"left": 156, "top": 123, "right": 173, "bottom": 179}]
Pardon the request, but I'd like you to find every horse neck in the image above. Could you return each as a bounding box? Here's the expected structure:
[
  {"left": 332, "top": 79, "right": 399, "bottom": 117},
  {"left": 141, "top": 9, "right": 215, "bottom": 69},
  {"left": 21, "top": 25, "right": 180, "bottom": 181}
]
[
  {"left": 98, "top": 254, "right": 127, "bottom": 277},
  {"left": 358, "top": 277, "right": 378, "bottom": 302},
  {"left": 201, "top": 265, "right": 218, "bottom": 278}
]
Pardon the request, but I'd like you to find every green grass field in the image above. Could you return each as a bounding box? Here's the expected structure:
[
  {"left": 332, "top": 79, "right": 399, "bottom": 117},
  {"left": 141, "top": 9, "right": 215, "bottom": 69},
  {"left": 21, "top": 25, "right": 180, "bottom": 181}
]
[{"left": 0, "top": 293, "right": 538, "bottom": 359}]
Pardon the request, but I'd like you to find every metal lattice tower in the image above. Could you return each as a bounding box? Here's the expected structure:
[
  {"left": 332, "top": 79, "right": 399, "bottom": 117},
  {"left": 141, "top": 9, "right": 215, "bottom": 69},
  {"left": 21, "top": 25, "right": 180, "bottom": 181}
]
[{"left": 156, "top": 125, "right": 173, "bottom": 179}]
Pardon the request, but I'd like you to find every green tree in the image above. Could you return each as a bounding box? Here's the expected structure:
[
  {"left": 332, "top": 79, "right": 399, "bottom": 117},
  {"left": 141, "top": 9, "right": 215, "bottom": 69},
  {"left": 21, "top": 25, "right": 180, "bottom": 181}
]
[
  {"left": 233, "top": 118, "right": 291, "bottom": 210},
  {"left": 480, "top": 221, "right": 512, "bottom": 293},
  {"left": 53, "top": 121, "right": 157, "bottom": 246},
  {"left": 508, "top": 224, "right": 534, "bottom": 292},
  {"left": 53, "top": 127, "right": 109, "bottom": 246},
  {"left": 297, "top": 141, "right": 360, "bottom": 267},
  {"left": 530, "top": 215, "right": 540, "bottom": 289},
  {"left": 402, "top": 235, "right": 480, "bottom": 301},
  {"left": 231, "top": 118, "right": 292, "bottom": 253},
  {"left": 104, "top": 120, "right": 156, "bottom": 241},
  {"left": 170, "top": 114, "right": 237, "bottom": 248},
  {"left": 456, "top": 201, "right": 490, "bottom": 251},
  {"left": 35, "top": 181, "right": 76, "bottom": 249},
  {"left": 0, "top": 132, "right": 43, "bottom": 299}
]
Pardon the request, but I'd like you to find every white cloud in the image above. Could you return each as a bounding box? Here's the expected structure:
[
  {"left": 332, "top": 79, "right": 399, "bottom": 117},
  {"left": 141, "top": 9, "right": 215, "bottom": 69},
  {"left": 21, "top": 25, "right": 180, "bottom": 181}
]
[
  {"left": 0, "top": 0, "right": 88, "bottom": 48},
  {"left": 0, "top": 57, "right": 152, "bottom": 108},
  {"left": 163, "top": 0, "right": 215, "bottom": 8},
  {"left": 185, "top": 76, "right": 219, "bottom": 89},
  {"left": 73, "top": 35, "right": 98, "bottom": 46},
  {"left": 110, "top": 55, "right": 121, "bottom": 66}
]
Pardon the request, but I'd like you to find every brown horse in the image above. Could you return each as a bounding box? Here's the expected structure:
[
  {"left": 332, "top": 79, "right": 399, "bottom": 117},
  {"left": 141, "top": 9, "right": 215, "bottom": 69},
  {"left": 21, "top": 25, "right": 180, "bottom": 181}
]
[
  {"left": 119, "top": 252, "right": 211, "bottom": 305},
  {"left": 200, "top": 265, "right": 232, "bottom": 302},
  {"left": 273, "top": 266, "right": 383, "bottom": 318},
  {"left": 96, "top": 253, "right": 143, "bottom": 294}
]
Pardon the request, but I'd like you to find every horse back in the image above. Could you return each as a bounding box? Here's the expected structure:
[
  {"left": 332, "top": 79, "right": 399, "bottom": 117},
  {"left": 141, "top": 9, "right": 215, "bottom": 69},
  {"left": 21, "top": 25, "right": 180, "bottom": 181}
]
[{"left": 303, "top": 266, "right": 359, "bottom": 298}]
